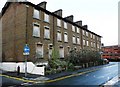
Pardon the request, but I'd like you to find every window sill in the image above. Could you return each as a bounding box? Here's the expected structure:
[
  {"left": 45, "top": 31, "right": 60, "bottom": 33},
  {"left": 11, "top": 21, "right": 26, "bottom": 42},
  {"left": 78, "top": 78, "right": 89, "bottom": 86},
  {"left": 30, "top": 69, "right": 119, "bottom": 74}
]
[
  {"left": 58, "top": 40, "right": 62, "bottom": 42},
  {"left": 73, "top": 43, "right": 76, "bottom": 45},
  {"left": 44, "top": 38, "right": 50, "bottom": 40},
  {"left": 33, "top": 36, "right": 40, "bottom": 38},
  {"left": 43, "top": 20, "right": 50, "bottom": 24},
  {"left": 57, "top": 26, "right": 61, "bottom": 28},
  {"left": 33, "top": 17, "right": 41, "bottom": 21},
  {"left": 64, "top": 41, "right": 68, "bottom": 43}
]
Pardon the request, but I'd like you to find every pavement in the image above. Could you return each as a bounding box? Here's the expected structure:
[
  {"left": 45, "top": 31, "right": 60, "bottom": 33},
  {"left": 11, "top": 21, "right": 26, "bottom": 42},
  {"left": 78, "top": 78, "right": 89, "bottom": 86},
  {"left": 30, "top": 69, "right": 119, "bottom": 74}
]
[{"left": 1, "top": 63, "right": 120, "bottom": 86}]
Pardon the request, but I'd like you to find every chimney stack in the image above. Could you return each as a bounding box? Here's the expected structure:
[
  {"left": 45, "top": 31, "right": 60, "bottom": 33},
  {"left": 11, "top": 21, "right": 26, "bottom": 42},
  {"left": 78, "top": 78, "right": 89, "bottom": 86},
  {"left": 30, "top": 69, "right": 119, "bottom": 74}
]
[
  {"left": 64, "top": 15, "right": 74, "bottom": 22},
  {"left": 53, "top": 9, "right": 62, "bottom": 17},
  {"left": 83, "top": 25, "right": 88, "bottom": 29},
  {"left": 75, "top": 21, "right": 82, "bottom": 26},
  {"left": 37, "top": 1, "right": 47, "bottom": 9}
]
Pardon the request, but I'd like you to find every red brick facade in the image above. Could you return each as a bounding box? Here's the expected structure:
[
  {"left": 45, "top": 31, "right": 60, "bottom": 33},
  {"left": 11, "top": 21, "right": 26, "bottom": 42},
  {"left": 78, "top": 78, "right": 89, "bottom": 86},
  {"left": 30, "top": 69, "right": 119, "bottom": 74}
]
[{"left": 1, "top": 2, "right": 102, "bottom": 62}]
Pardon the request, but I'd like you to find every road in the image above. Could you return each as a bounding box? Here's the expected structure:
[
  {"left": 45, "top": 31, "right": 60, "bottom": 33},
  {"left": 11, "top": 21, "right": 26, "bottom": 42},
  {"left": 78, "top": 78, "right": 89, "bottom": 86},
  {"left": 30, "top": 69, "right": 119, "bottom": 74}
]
[
  {"left": 41, "top": 62, "right": 119, "bottom": 86},
  {"left": 0, "top": 62, "right": 119, "bottom": 86}
]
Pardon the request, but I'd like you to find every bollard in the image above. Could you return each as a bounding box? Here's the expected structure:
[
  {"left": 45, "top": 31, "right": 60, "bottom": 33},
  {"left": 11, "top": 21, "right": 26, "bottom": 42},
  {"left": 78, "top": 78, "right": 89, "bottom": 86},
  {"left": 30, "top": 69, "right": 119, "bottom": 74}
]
[{"left": 17, "top": 66, "right": 20, "bottom": 76}]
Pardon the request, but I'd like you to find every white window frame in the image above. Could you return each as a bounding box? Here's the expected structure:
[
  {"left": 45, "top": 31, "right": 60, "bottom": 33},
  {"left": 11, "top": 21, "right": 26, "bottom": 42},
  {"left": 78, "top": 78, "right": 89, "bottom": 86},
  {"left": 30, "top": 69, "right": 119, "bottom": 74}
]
[
  {"left": 44, "top": 13, "right": 49, "bottom": 23},
  {"left": 64, "top": 32, "right": 68, "bottom": 42},
  {"left": 94, "top": 43, "right": 96, "bottom": 47},
  {"left": 72, "top": 25, "right": 75, "bottom": 32},
  {"left": 64, "top": 22, "right": 67, "bottom": 29},
  {"left": 87, "top": 40, "right": 89, "bottom": 46},
  {"left": 91, "top": 34, "right": 93, "bottom": 38},
  {"left": 59, "top": 47, "right": 64, "bottom": 58},
  {"left": 36, "top": 44, "right": 43, "bottom": 58},
  {"left": 33, "top": 9, "right": 40, "bottom": 19},
  {"left": 44, "top": 26, "right": 50, "bottom": 39},
  {"left": 48, "top": 44, "right": 53, "bottom": 59},
  {"left": 77, "top": 27, "right": 80, "bottom": 33},
  {"left": 57, "top": 19, "right": 61, "bottom": 27},
  {"left": 57, "top": 31, "right": 62, "bottom": 41},
  {"left": 86, "top": 32, "right": 88, "bottom": 37},
  {"left": 83, "top": 39, "right": 85, "bottom": 46},
  {"left": 72, "top": 36, "right": 76, "bottom": 44},
  {"left": 33, "top": 23, "right": 40, "bottom": 37},
  {"left": 91, "top": 42, "right": 93, "bottom": 47},
  {"left": 77, "top": 37, "right": 80, "bottom": 44},
  {"left": 82, "top": 30, "right": 85, "bottom": 35}
]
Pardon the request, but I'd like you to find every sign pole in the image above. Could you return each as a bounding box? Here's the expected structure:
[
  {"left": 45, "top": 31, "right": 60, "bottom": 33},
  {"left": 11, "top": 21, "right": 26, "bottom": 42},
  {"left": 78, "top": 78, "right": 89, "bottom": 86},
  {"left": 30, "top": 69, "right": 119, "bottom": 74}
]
[
  {"left": 25, "top": 55, "right": 27, "bottom": 77},
  {"left": 23, "top": 44, "right": 30, "bottom": 78}
]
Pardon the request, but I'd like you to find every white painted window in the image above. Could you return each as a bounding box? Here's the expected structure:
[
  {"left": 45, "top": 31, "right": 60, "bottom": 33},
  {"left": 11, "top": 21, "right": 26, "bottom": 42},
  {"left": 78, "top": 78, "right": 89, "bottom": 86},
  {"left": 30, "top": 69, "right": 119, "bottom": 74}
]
[
  {"left": 64, "top": 32, "right": 68, "bottom": 42},
  {"left": 87, "top": 41, "right": 89, "bottom": 46},
  {"left": 57, "top": 19, "right": 61, "bottom": 27},
  {"left": 57, "top": 32, "right": 62, "bottom": 41},
  {"left": 72, "top": 25, "right": 75, "bottom": 32},
  {"left": 97, "top": 44, "right": 100, "bottom": 48},
  {"left": 44, "top": 26, "right": 50, "bottom": 39},
  {"left": 91, "top": 34, "right": 93, "bottom": 38},
  {"left": 93, "top": 35, "right": 95, "bottom": 39},
  {"left": 59, "top": 47, "right": 64, "bottom": 58},
  {"left": 91, "top": 42, "right": 93, "bottom": 47},
  {"left": 44, "top": 13, "right": 49, "bottom": 23},
  {"left": 94, "top": 43, "right": 96, "bottom": 47},
  {"left": 48, "top": 44, "right": 53, "bottom": 59},
  {"left": 83, "top": 30, "right": 85, "bottom": 35},
  {"left": 77, "top": 37, "right": 80, "bottom": 44},
  {"left": 77, "top": 27, "right": 80, "bottom": 33},
  {"left": 86, "top": 32, "right": 88, "bottom": 37},
  {"left": 72, "top": 36, "right": 76, "bottom": 44},
  {"left": 36, "top": 44, "right": 43, "bottom": 58},
  {"left": 33, "top": 24, "right": 40, "bottom": 37},
  {"left": 83, "top": 39, "right": 85, "bottom": 45},
  {"left": 33, "top": 9, "right": 40, "bottom": 19},
  {"left": 64, "top": 22, "right": 67, "bottom": 29}
]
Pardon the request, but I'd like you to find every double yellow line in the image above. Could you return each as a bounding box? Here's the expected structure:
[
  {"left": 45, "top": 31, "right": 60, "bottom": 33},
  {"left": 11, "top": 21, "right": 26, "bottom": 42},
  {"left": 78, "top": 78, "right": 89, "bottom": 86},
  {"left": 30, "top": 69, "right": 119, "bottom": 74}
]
[
  {"left": 45, "top": 68, "right": 99, "bottom": 83},
  {"left": 0, "top": 68, "right": 99, "bottom": 84}
]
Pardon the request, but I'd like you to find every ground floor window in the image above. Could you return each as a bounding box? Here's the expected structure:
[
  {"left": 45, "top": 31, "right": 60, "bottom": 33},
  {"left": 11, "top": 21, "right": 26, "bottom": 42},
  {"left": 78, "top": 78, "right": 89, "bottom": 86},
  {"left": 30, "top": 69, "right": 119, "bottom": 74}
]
[
  {"left": 36, "top": 44, "right": 43, "bottom": 58},
  {"left": 59, "top": 47, "right": 64, "bottom": 58}
]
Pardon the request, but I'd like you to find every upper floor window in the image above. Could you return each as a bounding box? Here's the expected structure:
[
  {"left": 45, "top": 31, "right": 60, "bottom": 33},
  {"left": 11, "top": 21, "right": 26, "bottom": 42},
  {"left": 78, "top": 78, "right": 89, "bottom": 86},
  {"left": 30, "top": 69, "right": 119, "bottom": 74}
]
[
  {"left": 64, "top": 22, "right": 67, "bottom": 29},
  {"left": 33, "top": 23, "right": 40, "bottom": 37},
  {"left": 87, "top": 40, "right": 89, "bottom": 46},
  {"left": 82, "top": 30, "right": 85, "bottom": 35},
  {"left": 77, "top": 37, "right": 80, "bottom": 44},
  {"left": 44, "top": 13, "right": 49, "bottom": 23},
  {"left": 72, "top": 36, "right": 76, "bottom": 44},
  {"left": 44, "top": 26, "right": 50, "bottom": 39},
  {"left": 93, "top": 35, "right": 95, "bottom": 39},
  {"left": 91, "top": 42, "right": 93, "bottom": 47},
  {"left": 86, "top": 32, "right": 88, "bottom": 37},
  {"left": 77, "top": 27, "right": 80, "bottom": 33},
  {"left": 33, "top": 9, "right": 40, "bottom": 19},
  {"left": 64, "top": 32, "right": 68, "bottom": 42},
  {"left": 57, "top": 31, "right": 62, "bottom": 41},
  {"left": 83, "top": 39, "right": 85, "bottom": 45},
  {"left": 57, "top": 19, "right": 61, "bottom": 27},
  {"left": 90, "top": 34, "right": 93, "bottom": 38},
  {"left": 94, "top": 43, "right": 96, "bottom": 47},
  {"left": 72, "top": 25, "right": 75, "bottom": 32}
]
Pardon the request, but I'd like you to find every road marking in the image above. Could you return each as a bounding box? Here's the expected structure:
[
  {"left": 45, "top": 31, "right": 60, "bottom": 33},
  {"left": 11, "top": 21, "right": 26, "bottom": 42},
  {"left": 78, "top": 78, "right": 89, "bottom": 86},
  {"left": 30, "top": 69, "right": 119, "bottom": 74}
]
[
  {"left": 45, "top": 69, "right": 99, "bottom": 83},
  {"left": 0, "top": 74, "right": 35, "bottom": 83},
  {"left": 0, "top": 63, "right": 117, "bottom": 84}
]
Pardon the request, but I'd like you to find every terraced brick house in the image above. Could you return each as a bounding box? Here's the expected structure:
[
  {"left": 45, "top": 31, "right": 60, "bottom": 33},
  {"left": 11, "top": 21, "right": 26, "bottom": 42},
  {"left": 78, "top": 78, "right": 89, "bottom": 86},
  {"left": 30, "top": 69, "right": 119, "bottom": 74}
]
[{"left": 1, "top": 1, "right": 102, "bottom": 65}]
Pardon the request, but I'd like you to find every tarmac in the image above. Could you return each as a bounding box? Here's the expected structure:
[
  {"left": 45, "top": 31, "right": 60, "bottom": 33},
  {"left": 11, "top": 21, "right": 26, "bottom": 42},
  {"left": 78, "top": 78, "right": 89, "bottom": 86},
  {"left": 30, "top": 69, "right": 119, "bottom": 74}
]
[{"left": 1, "top": 63, "right": 120, "bottom": 86}]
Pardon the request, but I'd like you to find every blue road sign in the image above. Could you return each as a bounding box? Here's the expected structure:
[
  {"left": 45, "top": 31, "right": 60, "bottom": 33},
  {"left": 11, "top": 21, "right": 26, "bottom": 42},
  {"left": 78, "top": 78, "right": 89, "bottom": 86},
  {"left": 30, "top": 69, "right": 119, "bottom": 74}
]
[{"left": 24, "top": 44, "right": 30, "bottom": 53}]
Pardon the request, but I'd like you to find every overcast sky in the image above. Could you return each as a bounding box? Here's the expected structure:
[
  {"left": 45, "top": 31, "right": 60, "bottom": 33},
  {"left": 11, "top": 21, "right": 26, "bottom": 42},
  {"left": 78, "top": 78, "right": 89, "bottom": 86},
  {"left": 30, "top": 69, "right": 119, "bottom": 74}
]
[{"left": 0, "top": 0, "right": 119, "bottom": 46}]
